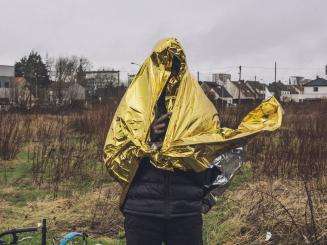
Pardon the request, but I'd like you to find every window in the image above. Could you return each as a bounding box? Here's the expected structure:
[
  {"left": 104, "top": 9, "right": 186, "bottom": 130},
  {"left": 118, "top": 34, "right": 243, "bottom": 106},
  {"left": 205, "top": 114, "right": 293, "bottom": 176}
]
[
  {"left": 4, "top": 82, "right": 9, "bottom": 88},
  {"left": 313, "top": 87, "right": 318, "bottom": 92}
]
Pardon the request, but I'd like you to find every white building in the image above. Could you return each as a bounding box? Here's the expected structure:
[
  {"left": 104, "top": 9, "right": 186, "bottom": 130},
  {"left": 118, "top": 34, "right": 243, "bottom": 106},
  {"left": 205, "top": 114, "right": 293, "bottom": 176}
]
[
  {"left": 85, "top": 70, "right": 120, "bottom": 89},
  {"left": 0, "top": 65, "right": 15, "bottom": 103},
  {"left": 280, "top": 85, "right": 302, "bottom": 102},
  {"left": 302, "top": 77, "right": 327, "bottom": 100},
  {"left": 212, "top": 73, "right": 231, "bottom": 84}
]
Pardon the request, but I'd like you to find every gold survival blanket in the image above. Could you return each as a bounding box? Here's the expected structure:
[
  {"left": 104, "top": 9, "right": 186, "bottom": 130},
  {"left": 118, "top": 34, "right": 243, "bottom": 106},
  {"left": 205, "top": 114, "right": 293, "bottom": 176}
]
[{"left": 104, "top": 38, "right": 282, "bottom": 203}]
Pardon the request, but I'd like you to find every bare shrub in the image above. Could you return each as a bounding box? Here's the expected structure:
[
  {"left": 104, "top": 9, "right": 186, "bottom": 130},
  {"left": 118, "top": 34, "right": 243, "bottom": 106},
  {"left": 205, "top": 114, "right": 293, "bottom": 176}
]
[
  {"left": 215, "top": 101, "right": 327, "bottom": 243},
  {"left": 0, "top": 112, "right": 31, "bottom": 160},
  {"left": 30, "top": 106, "right": 116, "bottom": 197},
  {"left": 31, "top": 138, "right": 98, "bottom": 197},
  {"left": 68, "top": 101, "right": 118, "bottom": 160},
  {"left": 244, "top": 101, "right": 327, "bottom": 183}
]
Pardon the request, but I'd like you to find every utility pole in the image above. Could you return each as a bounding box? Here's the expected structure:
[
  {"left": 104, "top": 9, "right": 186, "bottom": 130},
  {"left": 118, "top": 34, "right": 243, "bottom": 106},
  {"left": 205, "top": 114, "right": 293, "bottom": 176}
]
[
  {"left": 255, "top": 75, "right": 257, "bottom": 82},
  {"left": 238, "top": 66, "right": 242, "bottom": 104},
  {"left": 197, "top": 71, "right": 200, "bottom": 82},
  {"left": 274, "top": 61, "right": 277, "bottom": 83}
]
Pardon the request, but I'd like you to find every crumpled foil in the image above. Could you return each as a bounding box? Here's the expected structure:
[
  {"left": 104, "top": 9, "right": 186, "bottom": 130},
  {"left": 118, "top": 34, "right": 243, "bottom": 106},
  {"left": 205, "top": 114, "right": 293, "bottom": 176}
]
[
  {"left": 207, "top": 147, "right": 244, "bottom": 189},
  {"left": 103, "top": 37, "right": 283, "bottom": 205}
]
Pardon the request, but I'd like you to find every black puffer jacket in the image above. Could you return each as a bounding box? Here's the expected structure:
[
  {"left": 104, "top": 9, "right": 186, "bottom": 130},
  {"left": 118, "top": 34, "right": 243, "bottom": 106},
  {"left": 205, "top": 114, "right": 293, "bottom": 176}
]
[{"left": 122, "top": 157, "right": 219, "bottom": 218}]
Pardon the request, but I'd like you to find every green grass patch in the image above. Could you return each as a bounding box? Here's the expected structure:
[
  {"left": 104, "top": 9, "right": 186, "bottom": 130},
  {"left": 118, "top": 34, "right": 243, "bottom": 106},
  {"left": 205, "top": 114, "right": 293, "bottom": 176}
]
[
  {"left": 0, "top": 187, "right": 49, "bottom": 206},
  {"left": 227, "top": 162, "right": 252, "bottom": 191},
  {"left": 202, "top": 163, "right": 252, "bottom": 244},
  {"left": 0, "top": 150, "right": 253, "bottom": 244},
  {"left": 17, "top": 150, "right": 32, "bottom": 162}
]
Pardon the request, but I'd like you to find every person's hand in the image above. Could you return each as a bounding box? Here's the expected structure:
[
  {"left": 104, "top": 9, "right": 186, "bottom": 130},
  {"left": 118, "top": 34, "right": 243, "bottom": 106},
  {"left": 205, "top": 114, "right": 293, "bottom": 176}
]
[
  {"left": 150, "top": 112, "right": 172, "bottom": 149},
  {"left": 202, "top": 193, "right": 217, "bottom": 214}
]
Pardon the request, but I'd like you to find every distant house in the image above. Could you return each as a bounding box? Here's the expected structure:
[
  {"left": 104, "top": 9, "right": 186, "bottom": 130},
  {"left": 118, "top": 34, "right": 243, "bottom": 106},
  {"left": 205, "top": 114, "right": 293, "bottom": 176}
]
[
  {"left": 200, "top": 81, "right": 233, "bottom": 106},
  {"left": 245, "top": 80, "right": 267, "bottom": 100},
  {"left": 0, "top": 65, "right": 14, "bottom": 105},
  {"left": 212, "top": 73, "right": 231, "bottom": 84},
  {"left": 48, "top": 81, "right": 85, "bottom": 104},
  {"left": 275, "top": 77, "right": 327, "bottom": 102},
  {"left": 289, "top": 76, "right": 311, "bottom": 86},
  {"left": 12, "top": 77, "right": 37, "bottom": 108},
  {"left": 282, "top": 85, "right": 301, "bottom": 102},
  {"left": 65, "top": 83, "right": 86, "bottom": 102},
  {"left": 297, "top": 79, "right": 311, "bottom": 86},
  {"left": 85, "top": 69, "right": 119, "bottom": 88},
  {"left": 302, "top": 77, "right": 327, "bottom": 100},
  {"left": 224, "top": 80, "right": 256, "bottom": 103},
  {"left": 48, "top": 81, "right": 69, "bottom": 104},
  {"left": 289, "top": 76, "right": 304, "bottom": 85},
  {"left": 268, "top": 81, "right": 305, "bottom": 102},
  {"left": 268, "top": 81, "right": 291, "bottom": 102}
]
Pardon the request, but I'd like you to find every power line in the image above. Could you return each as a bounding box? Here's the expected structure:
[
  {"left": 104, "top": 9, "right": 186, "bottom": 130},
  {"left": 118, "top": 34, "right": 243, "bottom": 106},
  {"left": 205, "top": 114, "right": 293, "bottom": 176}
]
[{"left": 242, "top": 65, "right": 322, "bottom": 71}]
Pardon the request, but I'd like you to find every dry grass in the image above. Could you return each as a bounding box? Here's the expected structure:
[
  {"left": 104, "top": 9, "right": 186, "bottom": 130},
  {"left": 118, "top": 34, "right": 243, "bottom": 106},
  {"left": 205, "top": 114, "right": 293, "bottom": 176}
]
[
  {"left": 0, "top": 183, "right": 123, "bottom": 238},
  {"left": 0, "top": 113, "right": 32, "bottom": 161},
  {"left": 1, "top": 99, "right": 327, "bottom": 244},
  {"left": 204, "top": 177, "right": 327, "bottom": 244}
]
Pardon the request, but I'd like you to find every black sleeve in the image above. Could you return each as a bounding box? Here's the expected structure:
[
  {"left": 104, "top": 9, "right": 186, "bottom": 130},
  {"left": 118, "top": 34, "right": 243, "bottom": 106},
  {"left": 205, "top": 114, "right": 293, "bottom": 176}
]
[{"left": 193, "top": 165, "right": 222, "bottom": 189}]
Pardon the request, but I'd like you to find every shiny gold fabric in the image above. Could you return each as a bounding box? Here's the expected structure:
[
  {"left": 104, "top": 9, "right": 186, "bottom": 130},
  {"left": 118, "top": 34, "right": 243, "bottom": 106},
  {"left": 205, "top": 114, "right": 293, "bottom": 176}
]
[{"left": 104, "top": 38, "right": 283, "bottom": 190}]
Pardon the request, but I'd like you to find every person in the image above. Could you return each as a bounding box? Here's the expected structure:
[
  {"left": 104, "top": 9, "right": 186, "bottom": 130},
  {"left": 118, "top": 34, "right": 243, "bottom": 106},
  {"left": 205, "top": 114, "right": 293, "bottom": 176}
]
[
  {"left": 122, "top": 55, "right": 220, "bottom": 245},
  {"left": 104, "top": 38, "right": 282, "bottom": 245}
]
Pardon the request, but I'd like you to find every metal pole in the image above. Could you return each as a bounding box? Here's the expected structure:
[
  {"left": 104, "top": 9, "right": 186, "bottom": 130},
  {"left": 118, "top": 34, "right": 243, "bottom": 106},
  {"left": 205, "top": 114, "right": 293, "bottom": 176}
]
[
  {"left": 238, "top": 66, "right": 242, "bottom": 104},
  {"left": 274, "top": 61, "right": 277, "bottom": 83},
  {"left": 41, "top": 219, "right": 47, "bottom": 245},
  {"left": 12, "top": 230, "right": 18, "bottom": 244}
]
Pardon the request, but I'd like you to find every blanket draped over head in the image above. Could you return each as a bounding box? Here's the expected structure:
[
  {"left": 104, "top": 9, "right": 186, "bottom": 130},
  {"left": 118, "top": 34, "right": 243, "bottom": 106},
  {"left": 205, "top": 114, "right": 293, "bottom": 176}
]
[{"left": 104, "top": 38, "right": 283, "bottom": 206}]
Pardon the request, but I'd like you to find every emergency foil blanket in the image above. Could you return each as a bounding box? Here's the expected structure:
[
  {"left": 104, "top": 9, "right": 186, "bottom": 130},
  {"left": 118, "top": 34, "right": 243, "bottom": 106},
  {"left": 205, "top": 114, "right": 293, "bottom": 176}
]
[{"left": 104, "top": 38, "right": 283, "bottom": 190}]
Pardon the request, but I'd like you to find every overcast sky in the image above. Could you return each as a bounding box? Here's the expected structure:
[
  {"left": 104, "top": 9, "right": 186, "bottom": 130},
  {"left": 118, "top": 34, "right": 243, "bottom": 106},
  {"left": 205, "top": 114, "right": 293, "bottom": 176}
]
[{"left": 1, "top": 0, "right": 327, "bottom": 83}]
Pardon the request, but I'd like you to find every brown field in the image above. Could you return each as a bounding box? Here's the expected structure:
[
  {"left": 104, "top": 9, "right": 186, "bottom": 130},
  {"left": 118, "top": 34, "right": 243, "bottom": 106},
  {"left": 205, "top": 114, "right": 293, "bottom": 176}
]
[{"left": 0, "top": 100, "right": 326, "bottom": 244}]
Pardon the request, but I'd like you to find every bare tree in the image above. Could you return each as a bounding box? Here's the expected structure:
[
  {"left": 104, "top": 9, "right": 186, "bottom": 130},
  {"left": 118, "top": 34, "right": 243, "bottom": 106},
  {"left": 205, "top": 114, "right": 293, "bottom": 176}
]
[
  {"left": 52, "top": 56, "right": 91, "bottom": 103},
  {"left": 55, "top": 56, "right": 79, "bottom": 84}
]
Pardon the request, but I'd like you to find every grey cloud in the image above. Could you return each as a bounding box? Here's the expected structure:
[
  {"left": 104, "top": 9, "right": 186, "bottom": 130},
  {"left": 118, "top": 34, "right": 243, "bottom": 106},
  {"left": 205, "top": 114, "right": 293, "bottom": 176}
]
[{"left": 1, "top": 0, "right": 326, "bottom": 82}]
